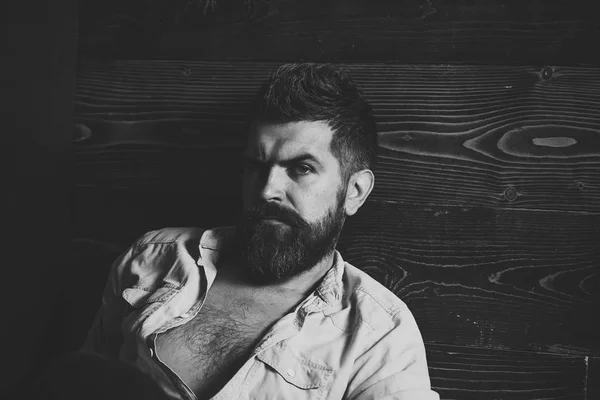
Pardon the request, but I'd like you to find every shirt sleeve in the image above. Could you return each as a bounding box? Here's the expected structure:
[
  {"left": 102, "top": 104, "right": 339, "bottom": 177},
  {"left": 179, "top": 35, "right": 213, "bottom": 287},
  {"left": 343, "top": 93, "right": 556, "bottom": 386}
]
[
  {"left": 345, "top": 307, "right": 440, "bottom": 400},
  {"left": 79, "top": 241, "right": 140, "bottom": 357}
]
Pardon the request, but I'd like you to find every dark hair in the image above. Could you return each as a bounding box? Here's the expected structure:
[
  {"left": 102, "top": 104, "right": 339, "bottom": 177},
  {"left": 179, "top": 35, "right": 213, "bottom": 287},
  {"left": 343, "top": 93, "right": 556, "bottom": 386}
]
[{"left": 247, "top": 63, "right": 378, "bottom": 182}]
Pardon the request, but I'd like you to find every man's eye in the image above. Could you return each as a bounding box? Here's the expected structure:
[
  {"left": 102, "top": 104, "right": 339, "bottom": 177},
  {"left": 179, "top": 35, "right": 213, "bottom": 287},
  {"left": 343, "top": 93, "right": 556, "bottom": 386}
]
[{"left": 291, "top": 164, "right": 313, "bottom": 175}]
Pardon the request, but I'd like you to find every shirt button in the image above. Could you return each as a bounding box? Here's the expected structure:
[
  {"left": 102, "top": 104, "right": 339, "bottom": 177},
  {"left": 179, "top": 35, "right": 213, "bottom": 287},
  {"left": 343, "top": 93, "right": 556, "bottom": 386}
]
[{"left": 286, "top": 369, "right": 295, "bottom": 377}]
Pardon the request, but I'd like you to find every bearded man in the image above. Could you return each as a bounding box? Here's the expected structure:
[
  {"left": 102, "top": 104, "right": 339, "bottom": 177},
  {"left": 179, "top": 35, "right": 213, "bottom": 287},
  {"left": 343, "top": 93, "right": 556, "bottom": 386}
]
[{"left": 82, "top": 63, "right": 439, "bottom": 400}]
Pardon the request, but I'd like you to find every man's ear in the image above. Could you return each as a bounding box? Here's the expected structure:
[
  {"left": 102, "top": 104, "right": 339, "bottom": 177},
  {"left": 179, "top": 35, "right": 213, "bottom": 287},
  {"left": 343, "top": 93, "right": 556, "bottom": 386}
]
[{"left": 344, "top": 169, "right": 375, "bottom": 217}]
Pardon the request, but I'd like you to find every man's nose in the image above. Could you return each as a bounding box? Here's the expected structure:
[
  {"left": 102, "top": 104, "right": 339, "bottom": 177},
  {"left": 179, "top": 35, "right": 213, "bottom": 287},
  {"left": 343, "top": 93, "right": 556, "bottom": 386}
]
[{"left": 259, "top": 166, "right": 286, "bottom": 203}]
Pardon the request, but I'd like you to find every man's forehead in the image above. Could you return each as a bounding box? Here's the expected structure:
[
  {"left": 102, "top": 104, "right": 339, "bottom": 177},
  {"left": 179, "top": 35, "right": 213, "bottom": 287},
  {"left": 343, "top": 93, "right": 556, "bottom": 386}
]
[{"left": 246, "top": 121, "right": 334, "bottom": 159}]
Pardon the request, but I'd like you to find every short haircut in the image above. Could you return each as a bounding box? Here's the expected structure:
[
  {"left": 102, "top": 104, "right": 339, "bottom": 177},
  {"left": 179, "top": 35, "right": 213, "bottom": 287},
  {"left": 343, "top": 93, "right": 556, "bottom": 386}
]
[{"left": 246, "top": 63, "right": 378, "bottom": 182}]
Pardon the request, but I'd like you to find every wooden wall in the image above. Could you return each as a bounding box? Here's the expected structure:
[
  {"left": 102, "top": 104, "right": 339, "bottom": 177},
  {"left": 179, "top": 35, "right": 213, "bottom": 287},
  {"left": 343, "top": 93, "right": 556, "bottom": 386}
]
[{"left": 67, "top": 1, "right": 600, "bottom": 399}]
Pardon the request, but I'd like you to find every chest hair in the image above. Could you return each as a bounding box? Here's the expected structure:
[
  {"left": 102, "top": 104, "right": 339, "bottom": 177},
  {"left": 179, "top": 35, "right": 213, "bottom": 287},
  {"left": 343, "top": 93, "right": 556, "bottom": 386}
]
[
  {"left": 179, "top": 298, "right": 266, "bottom": 376},
  {"left": 158, "top": 293, "right": 281, "bottom": 399},
  {"left": 157, "top": 282, "right": 306, "bottom": 399}
]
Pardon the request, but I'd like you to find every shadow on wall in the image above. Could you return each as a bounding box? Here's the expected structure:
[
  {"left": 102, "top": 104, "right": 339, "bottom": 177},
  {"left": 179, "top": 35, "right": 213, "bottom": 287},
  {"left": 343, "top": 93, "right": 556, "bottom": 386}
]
[{"left": 26, "top": 352, "right": 169, "bottom": 400}]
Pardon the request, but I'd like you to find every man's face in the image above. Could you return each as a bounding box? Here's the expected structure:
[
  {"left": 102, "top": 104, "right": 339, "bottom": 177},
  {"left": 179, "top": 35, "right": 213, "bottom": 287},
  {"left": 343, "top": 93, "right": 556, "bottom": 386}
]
[{"left": 236, "top": 121, "right": 348, "bottom": 283}]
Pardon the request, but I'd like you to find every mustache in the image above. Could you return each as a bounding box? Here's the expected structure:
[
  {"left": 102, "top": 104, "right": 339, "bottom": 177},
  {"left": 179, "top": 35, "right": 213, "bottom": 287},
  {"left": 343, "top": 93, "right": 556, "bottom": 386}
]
[{"left": 244, "top": 202, "right": 309, "bottom": 229}]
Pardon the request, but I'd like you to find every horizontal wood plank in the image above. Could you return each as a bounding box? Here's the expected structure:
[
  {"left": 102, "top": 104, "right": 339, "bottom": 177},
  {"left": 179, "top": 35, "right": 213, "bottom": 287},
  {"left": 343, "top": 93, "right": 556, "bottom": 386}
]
[
  {"left": 74, "top": 61, "right": 600, "bottom": 213},
  {"left": 426, "top": 344, "right": 587, "bottom": 400},
  {"left": 77, "top": 0, "right": 600, "bottom": 64},
  {"left": 71, "top": 187, "right": 243, "bottom": 246}
]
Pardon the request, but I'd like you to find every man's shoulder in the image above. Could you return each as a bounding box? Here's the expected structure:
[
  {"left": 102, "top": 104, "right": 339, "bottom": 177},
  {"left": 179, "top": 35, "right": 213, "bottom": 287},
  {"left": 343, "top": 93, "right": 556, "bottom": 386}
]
[
  {"left": 341, "top": 261, "right": 412, "bottom": 328},
  {"left": 116, "top": 227, "right": 207, "bottom": 274},
  {"left": 134, "top": 226, "right": 207, "bottom": 248},
  {"left": 112, "top": 227, "right": 207, "bottom": 294}
]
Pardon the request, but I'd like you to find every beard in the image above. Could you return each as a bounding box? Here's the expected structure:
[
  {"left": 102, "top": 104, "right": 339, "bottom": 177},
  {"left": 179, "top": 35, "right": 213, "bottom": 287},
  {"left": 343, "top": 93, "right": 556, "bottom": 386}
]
[{"left": 235, "top": 188, "right": 347, "bottom": 284}]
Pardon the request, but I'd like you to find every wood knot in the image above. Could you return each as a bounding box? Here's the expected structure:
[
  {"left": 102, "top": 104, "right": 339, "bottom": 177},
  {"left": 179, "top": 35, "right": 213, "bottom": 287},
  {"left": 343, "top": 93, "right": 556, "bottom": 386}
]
[
  {"left": 181, "top": 66, "right": 192, "bottom": 77},
  {"left": 73, "top": 123, "right": 92, "bottom": 143},
  {"left": 532, "top": 137, "right": 577, "bottom": 148},
  {"left": 434, "top": 209, "right": 449, "bottom": 217},
  {"left": 575, "top": 180, "right": 586, "bottom": 191},
  {"left": 541, "top": 67, "right": 553, "bottom": 81},
  {"left": 504, "top": 187, "right": 517, "bottom": 201}
]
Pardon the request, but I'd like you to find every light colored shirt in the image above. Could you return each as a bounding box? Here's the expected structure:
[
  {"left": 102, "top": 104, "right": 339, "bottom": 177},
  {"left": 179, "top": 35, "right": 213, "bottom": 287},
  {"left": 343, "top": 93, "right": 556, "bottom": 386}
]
[{"left": 82, "top": 226, "right": 439, "bottom": 400}]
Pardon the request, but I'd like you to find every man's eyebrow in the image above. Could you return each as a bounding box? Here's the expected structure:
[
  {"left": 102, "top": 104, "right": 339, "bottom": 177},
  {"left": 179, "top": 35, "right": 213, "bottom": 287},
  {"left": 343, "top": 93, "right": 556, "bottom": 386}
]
[
  {"left": 280, "top": 153, "right": 324, "bottom": 167},
  {"left": 242, "top": 153, "right": 324, "bottom": 168}
]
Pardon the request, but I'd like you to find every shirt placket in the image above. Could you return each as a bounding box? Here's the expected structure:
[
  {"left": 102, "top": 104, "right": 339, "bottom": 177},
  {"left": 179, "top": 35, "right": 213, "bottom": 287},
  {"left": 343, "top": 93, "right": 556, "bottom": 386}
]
[
  {"left": 145, "top": 273, "right": 212, "bottom": 400},
  {"left": 149, "top": 335, "right": 197, "bottom": 400}
]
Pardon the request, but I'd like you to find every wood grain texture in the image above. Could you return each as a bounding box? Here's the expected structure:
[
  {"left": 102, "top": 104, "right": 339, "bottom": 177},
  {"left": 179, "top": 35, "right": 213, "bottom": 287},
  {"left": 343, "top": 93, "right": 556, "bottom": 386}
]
[
  {"left": 74, "top": 60, "right": 600, "bottom": 212},
  {"left": 76, "top": 0, "right": 600, "bottom": 64},
  {"left": 336, "top": 201, "right": 600, "bottom": 355},
  {"left": 70, "top": 58, "right": 600, "bottom": 397},
  {"left": 154, "top": 20, "right": 599, "bottom": 65},
  {"left": 426, "top": 344, "right": 587, "bottom": 400}
]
